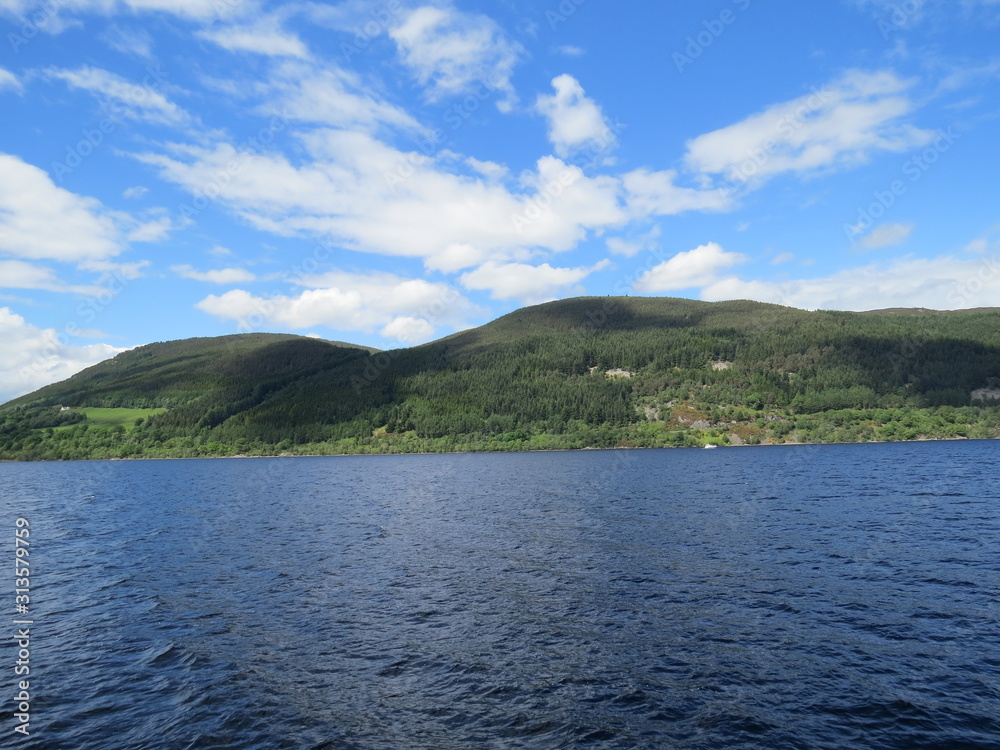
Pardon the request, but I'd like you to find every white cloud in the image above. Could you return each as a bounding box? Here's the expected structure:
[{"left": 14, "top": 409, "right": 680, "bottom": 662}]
[
  {"left": 134, "top": 133, "right": 629, "bottom": 273},
  {"left": 854, "top": 0, "right": 1000, "bottom": 27},
  {"left": 771, "top": 252, "right": 795, "bottom": 265},
  {"left": 45, "top": 66, "right": 191, "bottom": 127},
  {"left": 634, "top": 242, "right": 749, "bottom": 292},
  {"left": 535, "top": 74, "right": 616, "bottom": 159},
  {"left": 554, "top": 44, "right": 584, "bottom": 56},
  {"left": 465, "top": 156, "right": 508, "bottom": 180},
  {"left": 606, "top": 237, "right": 641, "bottom": 258},
  {"left": 389, "top": 4, "right": 523, "bottom": 109},
  {"left": 857, "top": 222, "right": 913, "bottom": 248},
  {"left": 78, "top": 259, "right": 149, "bottom": 280},
  {"left": 123, "top": 185, "right": 148, "bottom": 199},
  {"left": 195, "top": 270, "right": 478, "bottom": 342},
  {"left": 622, "top": 169, "right": 732, "bottom": 216},
  {"left": 459, "top": 259, "right": 610, "bottom": 303},
  {"left": 0, "top": 154, "right": 123, "bottom": 262},
  {"left": 208, "top": 245, "right": 233, "bottom": 257},
  {"left": 71, "top": 327, "right": 112, "bottom": 338},
  {"left": 102, "top": 25, "right": 153, "bottom": 58},
  {"left": 126, "top": 215, "right": 176, "bottom": 243},
  {"left": 0, "top": 0, "right": 232, "bottom": 22},
  {"left": 381, "top": 316, "right": 435, "bottom": 343},
  {"left": 684, "top": 70, "right": 935, "bottom": 185},
  {"left": 964, "top": 237, "right": 990, "bottom": 254},
  {"left": 700, "top": 254, "right": 1000, "bottom": 311},
  {"left": 198, "top": 19, "right": 310, "bottom": 58},
  {"left": 0, "top": 260, "right": 103, "bottom": 295},
  {"left": 172, "top": 265, "right": 256, "bottom": 283},
  {"left": 264, "top": 61, "right": 422, "bottom": 131},
  {"left": 0, "top": 67, "right": 22, "bottom": 92},
  {"left": 606, "top": 226, "right": 661, "bottom": 258},
  {"left": 0, "top": 307, "right": 124, "bottom": 404},
  {"left": 123, "top": 0, "right": 230, "bottom": 17}
]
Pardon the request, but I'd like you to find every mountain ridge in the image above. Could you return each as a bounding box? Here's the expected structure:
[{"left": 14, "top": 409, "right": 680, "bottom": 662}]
[{"left": 3, "top": 296, "right": 999, "bottom": 460}]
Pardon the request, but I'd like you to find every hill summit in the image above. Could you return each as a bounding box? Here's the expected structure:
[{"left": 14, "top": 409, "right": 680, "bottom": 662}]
[{"left": 2, "top": 297, "right": 999, "bottom": 460}]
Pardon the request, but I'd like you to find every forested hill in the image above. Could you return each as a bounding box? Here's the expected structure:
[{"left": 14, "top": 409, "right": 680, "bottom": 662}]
[{"left": 3, "top": 297, "right": 1000, "bottom": 460}]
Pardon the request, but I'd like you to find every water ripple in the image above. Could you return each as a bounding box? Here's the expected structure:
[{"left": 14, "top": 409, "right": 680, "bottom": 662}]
[{"left": 1, "top": 442, "right": 999, "bottom": 748}]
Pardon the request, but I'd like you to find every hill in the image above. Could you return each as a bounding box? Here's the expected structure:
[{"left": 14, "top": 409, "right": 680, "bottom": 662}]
[{"left": 2, "top": 297, "right": 999, "bottom": 460}]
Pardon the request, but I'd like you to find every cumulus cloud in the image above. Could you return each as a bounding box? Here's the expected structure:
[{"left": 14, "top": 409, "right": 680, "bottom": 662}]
[
  {"left": 0, "top": 260, "right": 104, "bottom": 295},
  {"left": 622, "top": 168, "right": 732, "bottom": 216},
  {"left": 0, "top": 154, "right": 122, "bottom": 262},
  {"left": 684, "top": 69, "right": 935, "bottom": 186},
  {"left": 389, "top": 4, "right": 523, "bottom": 109},
  {"left": 634, "top": 242, "right": 749, "bottom": 293},
  {"left": 381, "top": 316, "right": 435, "bottom": 342},
  {"left": 194, "top": 270, "right": 478, "bottom": 343},
  {"left": 134, "top": 132, "right": 630, "bottom": 273},
  {"left": 0, "top": 307, "right": 124, "bottom": 404},
  {"left": 459, "top": 259, "right": 611, "bottom": 303},
  {"left": 699, "top": 254, "right": 1000, "bottom": 311},
  {"left": 172, "top": 265, "right": 256, "bottom": 283},
  {"left": 535, "top": 74, "right": 616, "bottom": 158}
]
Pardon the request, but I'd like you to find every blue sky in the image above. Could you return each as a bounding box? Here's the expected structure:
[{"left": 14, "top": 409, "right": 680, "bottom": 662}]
[{"left": 2, "top": 0, "right": 1000, "bottom": 402}]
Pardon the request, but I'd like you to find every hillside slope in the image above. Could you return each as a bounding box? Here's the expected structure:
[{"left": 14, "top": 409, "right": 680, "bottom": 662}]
[{"left": 3, "top": 297, "right": 999, "bottom": 460}]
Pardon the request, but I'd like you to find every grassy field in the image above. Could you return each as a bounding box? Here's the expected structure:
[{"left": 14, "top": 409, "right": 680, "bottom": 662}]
[{"left": 77, "top": 407, "right": 167, "bottom": 429}]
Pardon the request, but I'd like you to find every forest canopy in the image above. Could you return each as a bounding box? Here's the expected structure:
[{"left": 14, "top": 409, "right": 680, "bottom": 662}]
[{"left": 2, "top": 297, "right": 999, "bottom": 460}]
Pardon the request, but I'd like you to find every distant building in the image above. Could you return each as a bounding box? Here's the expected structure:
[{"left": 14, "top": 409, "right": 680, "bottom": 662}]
[
  {"left": 972, "top": 388, "right": 1000, "bottom": 401},
  {"left": 59, "top": 406, "right": 71, "bottom": 411}
]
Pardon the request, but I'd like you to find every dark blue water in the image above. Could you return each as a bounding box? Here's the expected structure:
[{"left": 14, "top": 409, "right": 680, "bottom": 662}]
[{"left": 1, "top": 442, "right": 998, "bottom": 749}]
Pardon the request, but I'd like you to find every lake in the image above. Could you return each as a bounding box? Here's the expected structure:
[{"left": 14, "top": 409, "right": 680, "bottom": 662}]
[{"left": 1, "top": 442, "right": 998, "bottom": 749}]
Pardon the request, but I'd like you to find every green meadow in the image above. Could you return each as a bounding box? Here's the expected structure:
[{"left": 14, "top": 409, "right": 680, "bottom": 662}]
[{"left": 76, "top": 407, "right": 167, "bottom": 429}]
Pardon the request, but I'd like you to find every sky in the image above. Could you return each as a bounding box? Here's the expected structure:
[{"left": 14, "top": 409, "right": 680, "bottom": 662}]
[{"left": 2, "top": 0, "right": 1000, "bottom": 402}]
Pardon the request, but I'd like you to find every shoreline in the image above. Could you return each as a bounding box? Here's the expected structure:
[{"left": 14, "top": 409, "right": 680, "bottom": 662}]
[{"left": 0, "top": 435, "right": 989, "bottom": 464}]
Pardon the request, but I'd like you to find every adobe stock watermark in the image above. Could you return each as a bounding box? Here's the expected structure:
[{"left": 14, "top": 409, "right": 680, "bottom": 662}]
[
  {"left": 8, "top": 0, "right": 70, "bottom": 53},
  {"left": 13, "top": 517, "right": 32, "bottom": 738},
  {"left": 16, "top": 259, "right": 138, "bottom": 391},
  {"left": 712, "top": 84, "right": 832, "bottom": 198},
  {"left": 340, "top": 0, "right": 403, "bottom": 62},
  {"left": 844, "top": 127, "right": 959, "bottom": 244},
  {"left": 947, "top": 255, "right": 1000, "bottom": 308},
  {"left": 674, "top": 0, "right": 752, "bottom": 73},
  {"left": 177, "top": 111, "right": 289, "bottom": 222},
  {"left": 509, "top": 119, "right": 626, "bottom": 233},
  {"left": 51, "top": 65, "right": 169, "bottom": 182},
  {"left": 546, "top": 0, "right": 589, "bottom": 31},
  {"left": 211, "top": 0, "right": 247, "bottom": 22},
  {"left": 877, "top": 0, "right": 923, "bottom": 39},
  {"left": 384, "top": 73, "right": 510, "bottom": 191}
]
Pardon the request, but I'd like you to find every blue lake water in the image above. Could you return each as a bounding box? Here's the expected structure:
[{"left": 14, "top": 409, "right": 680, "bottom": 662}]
[{"left": 1, "top": 441, "right": 999, "bottom": 749}]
